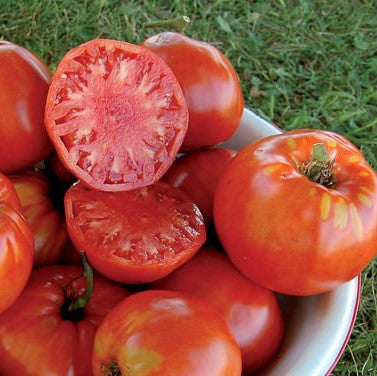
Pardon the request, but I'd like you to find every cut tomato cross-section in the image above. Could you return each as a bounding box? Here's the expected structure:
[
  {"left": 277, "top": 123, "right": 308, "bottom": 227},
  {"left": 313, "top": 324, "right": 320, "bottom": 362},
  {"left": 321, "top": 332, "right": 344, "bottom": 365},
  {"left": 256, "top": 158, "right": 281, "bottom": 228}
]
[
  {"left": 64, "top": 181, "right": 206, "bottom": 283},
  {"left": 45, "top": 39, "right": 188, "bottom": 192}
]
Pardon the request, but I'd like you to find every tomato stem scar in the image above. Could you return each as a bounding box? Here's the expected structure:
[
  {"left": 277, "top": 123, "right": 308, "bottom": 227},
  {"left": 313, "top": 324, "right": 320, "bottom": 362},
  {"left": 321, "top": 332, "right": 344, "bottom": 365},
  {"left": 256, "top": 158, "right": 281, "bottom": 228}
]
[
  {"left": 101, "top": 360, "right": 121, "bottom": 376},
  {"left": 144, "top": 16, "right": 191, "bottom": 31},
  {"left": 299, "top": 143, "right": 336, "bottom": 188}
]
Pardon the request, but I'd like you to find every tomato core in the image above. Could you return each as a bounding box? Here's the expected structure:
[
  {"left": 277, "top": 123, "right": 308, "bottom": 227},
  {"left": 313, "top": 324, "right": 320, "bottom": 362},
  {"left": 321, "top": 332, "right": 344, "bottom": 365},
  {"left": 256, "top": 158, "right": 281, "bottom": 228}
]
[
  {"left": 298, "top": 143, "right": 336, "bottom": 188},
  {"left": 101, "top": 361, "right": 121, "bottom": 376}
]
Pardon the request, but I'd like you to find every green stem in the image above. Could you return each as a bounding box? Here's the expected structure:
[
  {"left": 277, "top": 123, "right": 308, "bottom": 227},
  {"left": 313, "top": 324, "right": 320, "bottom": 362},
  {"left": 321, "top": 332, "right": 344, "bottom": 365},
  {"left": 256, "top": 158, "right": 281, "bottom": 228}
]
[
  {"left": 308, "top": 143, "right": 330, "bottom": 181},
  {"left": 144, "top": 16, "right": 191, "bottom": 31},
  {"left": 69, "top": 252, "right": 93, "bottom": 311}
]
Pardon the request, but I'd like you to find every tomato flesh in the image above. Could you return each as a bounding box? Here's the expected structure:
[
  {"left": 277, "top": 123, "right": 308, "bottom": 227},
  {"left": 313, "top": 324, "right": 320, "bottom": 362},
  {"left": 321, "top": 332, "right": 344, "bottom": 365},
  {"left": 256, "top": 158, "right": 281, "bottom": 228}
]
[
  {"left": 45, "top": 39, "right": 188, "bottom": 192},
  {"left": 65, "top": 181, "right": 206, "bottom": 283}
]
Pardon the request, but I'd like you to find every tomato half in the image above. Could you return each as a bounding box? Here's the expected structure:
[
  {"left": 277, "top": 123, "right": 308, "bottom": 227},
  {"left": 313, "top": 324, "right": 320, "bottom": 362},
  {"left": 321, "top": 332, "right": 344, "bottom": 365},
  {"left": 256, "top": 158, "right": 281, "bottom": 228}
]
[
  {"left": 0, "top": 41, "right": 52, "bottom": 173},
  {"left": 10, "top": 168, "right": 68, "bottom": 267},
  {"left": 0, "top": 203, "right": 34, "bottom": 313},
  {"left": 92, "top": 290, "right": 242, "bottom": 376},
  {"left": 0, "top": 264, "right": 128, "bottom": 376},
  {"left": 142, "top": 32, "right": 244, "bottom": 151},
  {"left": 163, "top": 148, "right": 236, "bottom": 221},
  {"left": 45, "top": 39, "right": 188, "bottom": 192},
  {"left": 214, "top": 129, "right": 377, "bottom": 295},
  {"left": 65, "top": 181, "right": 206, "bottom": 283},
  {"left": 151, "top": 247, "right": 284, "bottom": 374}
]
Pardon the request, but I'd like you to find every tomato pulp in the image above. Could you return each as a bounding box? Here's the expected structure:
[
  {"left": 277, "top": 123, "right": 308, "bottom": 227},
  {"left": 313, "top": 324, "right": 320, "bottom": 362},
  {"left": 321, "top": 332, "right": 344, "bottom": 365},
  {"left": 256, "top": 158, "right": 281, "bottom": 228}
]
[
  {"left": 0, "top": 41, "right": 52, "bottom": 173},
  {"left": 214, "top": 129, "right": 377, "bottom": 295},
  {"left": 45, "top": 39, "right": 188, "bottom": 192},
  {"left": 142, "top": 32, "right": 244, "bottom": 151},
  {"left": 92, "top": 290, "right": 242, "bottom": 376},
  {"left": 65, "top": 181, "right": 206, "bottom": 283}
]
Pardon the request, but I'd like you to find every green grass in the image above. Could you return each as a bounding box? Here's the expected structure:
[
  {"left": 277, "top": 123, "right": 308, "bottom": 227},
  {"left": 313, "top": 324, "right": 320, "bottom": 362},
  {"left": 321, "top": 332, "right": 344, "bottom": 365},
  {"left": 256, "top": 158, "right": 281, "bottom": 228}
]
[{"left": 1, "top": 0, "right": 376, "bottom": 374}]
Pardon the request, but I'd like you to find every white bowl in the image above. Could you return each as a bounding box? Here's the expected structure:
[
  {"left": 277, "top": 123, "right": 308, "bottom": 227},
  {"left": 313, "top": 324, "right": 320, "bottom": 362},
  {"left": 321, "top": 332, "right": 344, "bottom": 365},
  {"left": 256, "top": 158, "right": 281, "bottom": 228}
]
[{"left": 223, "top": 108, "right": 361, "bottom": 376}]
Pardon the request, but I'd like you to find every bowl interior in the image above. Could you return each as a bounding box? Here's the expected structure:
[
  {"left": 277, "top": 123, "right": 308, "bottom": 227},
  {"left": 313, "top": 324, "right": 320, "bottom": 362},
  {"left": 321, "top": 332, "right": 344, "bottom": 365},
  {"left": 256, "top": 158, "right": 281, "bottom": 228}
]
[{"left": 223, "top": 108, "right": 360, "bottom": 376}]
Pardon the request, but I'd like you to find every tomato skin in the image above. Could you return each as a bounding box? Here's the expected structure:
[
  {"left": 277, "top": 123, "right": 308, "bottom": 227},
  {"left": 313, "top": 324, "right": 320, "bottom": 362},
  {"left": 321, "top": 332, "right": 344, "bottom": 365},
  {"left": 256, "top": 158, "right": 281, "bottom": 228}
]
[
  {"left": 45, "top": 39, "right": 188, "bottom": 192},
  {"left": 142, "top": 32, "right": 244, "bottom": 151},
  {"left": 10, "top": 168, "right": 68, "bottom": 267},
  {"left": 0, "top": 203, "right": 34, "bottom": 313},
  {"left": 65, "top": 181, "right": 206, "bottom": 284},
  {"left": 151, "top": 248, "right": 283, "bottom": 374},
  {"left": 214, "top": 129, "right": 377, "bottom": 295},
  {"left": 0, "top": 172, "right": 21, "bottom": 210},
  {"left": 0, "top": 41, "right": 52, "bottom": 173},
  {"left": 163, "top": 148, "right": 236, "bottom": 221},
  {"left": 92, "top": 290, "right": 242, "bottom": 376},
  {"left": 0, "top": 265, "right": 128, "bottom": 376}
]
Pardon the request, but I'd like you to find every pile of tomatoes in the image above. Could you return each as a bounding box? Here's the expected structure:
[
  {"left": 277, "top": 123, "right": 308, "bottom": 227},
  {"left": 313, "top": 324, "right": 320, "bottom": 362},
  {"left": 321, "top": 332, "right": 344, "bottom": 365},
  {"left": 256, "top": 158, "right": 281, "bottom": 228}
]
[{"left": 0, "top": 30, "right": 375, "bottom": 376}]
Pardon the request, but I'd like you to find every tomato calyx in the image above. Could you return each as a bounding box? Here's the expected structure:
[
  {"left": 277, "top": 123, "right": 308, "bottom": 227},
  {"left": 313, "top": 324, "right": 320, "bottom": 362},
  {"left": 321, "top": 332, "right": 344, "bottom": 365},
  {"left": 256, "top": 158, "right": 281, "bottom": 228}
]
[
  {"left": 297, "top": 143, "right": 336, "bottom": 188},
  {"left": 144, "top": 15, "right": 191, "bottom": 31},
  {"left": 60, "top": 252, "right": 93, "bottom": 322},
  {"left": 101, "top": 360, "right": 121, "bottom": 376}
]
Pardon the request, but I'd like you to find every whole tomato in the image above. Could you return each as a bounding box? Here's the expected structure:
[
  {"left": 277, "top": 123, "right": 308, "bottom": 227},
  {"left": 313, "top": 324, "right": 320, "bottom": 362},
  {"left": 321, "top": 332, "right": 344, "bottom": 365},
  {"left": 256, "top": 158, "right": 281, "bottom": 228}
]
[
  {"left": 0, "top": 203, "right": 34, "bottom": 313},
  {"left": 152, "top": 247, "right": 284, "bottom": 374},
  {"left": 92, "top": 290, "right": 242, "bottom": 376},
  {"left": 163, "top": 148, "right": 236, "bottom": 221},
  {"left": 65, "top": 181, "right": 206, "bottom": 284},
  {"left": 142, "top": 32, "right": 244, "bottom": 151},
  {"left": 10, "top": 168, "right": 68, "bottom": 266},
  {"left": 0, "top": 41, "right": 52, "bottom": 173},
  {"left": 214, "top": 129, "right": 377, "bottom": 295},
  {"left": 0, "top": 262, "right": 128, "bottom": 375}
]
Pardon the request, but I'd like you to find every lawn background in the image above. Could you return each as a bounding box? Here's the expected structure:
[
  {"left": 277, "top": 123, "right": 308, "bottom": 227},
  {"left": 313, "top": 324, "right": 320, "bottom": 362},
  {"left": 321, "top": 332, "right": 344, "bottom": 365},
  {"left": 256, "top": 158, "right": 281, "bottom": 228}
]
[{"left": 1, "top": 0, "right": 376, "bottom": 374}]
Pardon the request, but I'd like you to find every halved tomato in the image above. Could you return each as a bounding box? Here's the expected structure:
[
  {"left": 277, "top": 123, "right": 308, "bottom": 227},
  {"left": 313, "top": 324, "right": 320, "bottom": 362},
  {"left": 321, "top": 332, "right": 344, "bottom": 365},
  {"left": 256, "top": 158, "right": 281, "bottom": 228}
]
[
  {"left": 45, "top": 39, "right": 188, "bottom": 192},
  {"left": 64, "top": 181, "right": 206, "bottom": 283}
]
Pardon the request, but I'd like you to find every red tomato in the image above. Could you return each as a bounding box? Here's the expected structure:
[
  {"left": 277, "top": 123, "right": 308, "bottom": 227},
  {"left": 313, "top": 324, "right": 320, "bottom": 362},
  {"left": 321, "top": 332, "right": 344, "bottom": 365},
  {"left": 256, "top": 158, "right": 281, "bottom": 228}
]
[
  {"left": 0, "top": 172, "right": 21, "bottom": 210},
  {"left": 45, "top": 39, "right": 188, "bottom": 192},
  {"left": 92, "top": 290, "right": 242, "bottom": 376},
  {"left": 0, "top": 41, "right": 52, "bottom": 173},
  {"left": 214, "top": 129, "right": 377, "bottom": 295},
  {"left": 163, "top": 148, "right": 236, "bottom": 221},
  {"left": 10, "top": 168, "right": 68, "bottom": 267},
  {"left": 0, "top": 264, "right": 128, "bottom": 375},
  {"left": 151, "top": 247, "right": 284, "bottom": 374},
  {"left": 64, "top": 181, "right": 206, "bottom": 283},
  {"left": 0, "top": 203, "right": 34, "bottom": 313},
  {"left": 142, "top": 32, "right": 244, "bottom": 151}
]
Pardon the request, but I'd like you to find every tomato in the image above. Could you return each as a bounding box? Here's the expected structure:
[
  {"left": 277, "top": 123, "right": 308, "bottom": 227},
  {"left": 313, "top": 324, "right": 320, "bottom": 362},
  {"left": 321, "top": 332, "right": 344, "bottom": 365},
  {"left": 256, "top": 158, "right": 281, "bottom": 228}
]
[
  {"left": 0, "top": 203, "right": 34, "bottom": 313},
  {"left": 46, "top": 151, "right": 76, "bottom": 184},
  {"left": 10, "top": 168, "right": 68, "bottom": 267},
  {"left": 142, "top": 32, "right": 244, "bottom": 151},
  {"left": 163, "top": 148, "right": 236, "bottom": 221},
  {"left": 64, "top": 181, "right": 206, "bottom": 283},
  {"left": 45, "top": 39, "right": 188, "bottom": 192},
  {"left": 92, "top": 290, "right": 242, "bottom": 376},
  {"left": 151, "top": 247, "right": 284, "bottom": 374},
  {"left": 0, "top": 264, "right": 128, "bottom": 375},
  {"left": 0, "top": 41, "right": 52, "bottom": 173},
  {"left": 0, "top": 172, "right": 21, "bottom": 210},
  {"left": 214, "top": 129, "right": 377, "bottom": 295}
]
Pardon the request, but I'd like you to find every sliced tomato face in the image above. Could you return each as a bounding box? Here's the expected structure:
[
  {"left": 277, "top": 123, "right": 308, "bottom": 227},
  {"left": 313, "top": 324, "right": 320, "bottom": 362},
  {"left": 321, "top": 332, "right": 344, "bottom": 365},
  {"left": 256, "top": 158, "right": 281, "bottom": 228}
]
[
  {"left": 45, "top": 39, "right": 188, "bottom": 192},
  {"left": 64, "top": 182, "right": 206, "bottom": 283}
]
